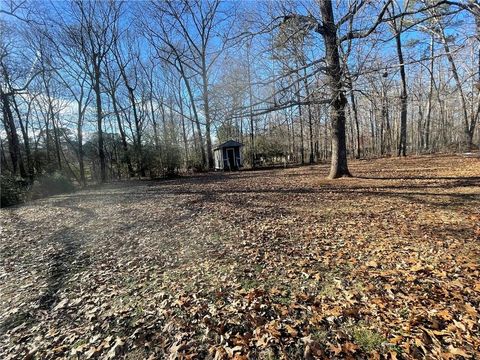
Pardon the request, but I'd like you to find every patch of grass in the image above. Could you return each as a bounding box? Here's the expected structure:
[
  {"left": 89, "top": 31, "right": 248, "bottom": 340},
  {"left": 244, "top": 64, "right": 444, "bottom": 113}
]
[
  {"left": 399, "top": 306, "right": 409, "bottom": 319},
  {"left": 128, "top": 306, "right": 146, "bottom": 327},
  {"left": 318, "top": 279, "right": 339, "bottom": 299},
  {"left": 209, "top": 232, "right": 224, "bottom": 243},
  {"left": 311, "top": 328, "right": 328, "bottom": 343},
  {"left": 258, "top": 349, "right": 279, "bottom": 360},
  {"left": 273, "top": 295, "right": 291, "bottom": 305},
  {"left": 72, "top": 338, "right": 87, "bottom": 349},
  {"left": 351, "top": 324, "right": 385, "bottom": 352},
  {"left": 252, "top": 263, "right": 264, "bottom": 273},
  {"left": 31, "top": 171, "right": 74, "bottom": 199},
  {"left": 349, "top": 280, "right": 366, "bottom": 295},
  {"left": 241, "top": 278, "right": 261, "bottom": 290}
]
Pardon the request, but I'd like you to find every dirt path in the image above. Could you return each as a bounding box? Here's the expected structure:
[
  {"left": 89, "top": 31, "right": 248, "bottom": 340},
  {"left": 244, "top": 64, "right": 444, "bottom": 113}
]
[{"left": 1, "top": 155, "right": 479, "bottom": 359}]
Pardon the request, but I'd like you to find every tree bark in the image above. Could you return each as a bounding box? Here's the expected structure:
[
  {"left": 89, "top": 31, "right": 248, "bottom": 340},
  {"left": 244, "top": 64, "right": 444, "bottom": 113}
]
[
  {"left": 301, "top": 67, "right": 315, "bottom": 163},
  {"left": 117, "top": 60, "right": 145, "bottom": 177},
  {"left": 347, "top": 79, "right": 361, "bottom": 159},
  {"left": 395, "top": 31, "right": 408, "bottom": 157},
  {"left": 201, "top": 61, "right": 214, "bottom": 169},
  {"left": 109, "top": 89, "right": 135, "bottom": 178},
  {"left": 178, "top": 88, "right": 189, "bottom": 168},
  {"left": 247, "top": 42, "right": 256, "bottom": 168},
  {"left": 1, "top": 90, "right": 25, "bottom": 177},
  {"left": 297, "top": 87, "right": 305, "bottom": 164},
  {"left": 439, "top": 28, "right": 474, "bottom": 149},
  {"left": 12, "top": 96, "right": 33, "bottom": 179},
  {"left": 93, "top": 60, "right": 106, "bottom": 182},
  {"left": 319, "top": 0, "right": 351, "bottom": 178},
  {"left": 425, "top": 35, "right": 434, "bottom": 150}
]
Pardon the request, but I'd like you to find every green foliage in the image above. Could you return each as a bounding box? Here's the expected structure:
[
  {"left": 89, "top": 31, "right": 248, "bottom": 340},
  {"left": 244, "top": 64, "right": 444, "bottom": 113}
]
[
  {"left": 351, "top": 325, "right": 385, "bottom": 352},
  {"left": 0, "top": 175, "right": 28, "bottom": 207},
  {"left": 161, "top": 141, "right": 182, "bottom": 177},
  {"left": 187, "top": 149, "right": 205, "bottom": 171},
  {"left": 31, "top": 171, "right": 75, "bottom": 199},
  {"left": 254, "top": 128, "right": 289, "bottom": 164},
  {"left": 143, "top": 138, "right": 183, "bottom": 178}
]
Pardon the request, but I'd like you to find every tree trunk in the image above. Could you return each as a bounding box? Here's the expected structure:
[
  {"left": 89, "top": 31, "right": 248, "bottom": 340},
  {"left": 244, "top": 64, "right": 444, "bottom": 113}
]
[
  {"left": 119, "top": 64, "right": 145, "bottom": 177},
  {"left": 297, "top": 89, "right": 305, "bottom": 165},
  {"left": 110, "top": 89, "right": 135, "bottom": 177},
  {"left": 349, "top": 88, "right": 361, "bottom": 159},
  {"left": 177, "top": 85, "right": 189, "bottom": 168},
  {"left": 127, "top": 85, "right": 145, "bottom": 177},
  {"left": 93, "top": 61, "right": 106, "bottom": 182},
  {"left": 301, "top": 67, "right": 315, "bottom": 163},
  {"left": 247, "top": 43, "right": 255, "bottom": 168},
  {"left": 43, "top": 76, "right": 63, "bottom": 170},
  {"left": 182, "top": 72, "right": 206, "bottom": 168},
  {"left": 12, "top": 96, "right": 33, "bottom": 179},
  {"left": 77, "top": 116, "right": 86, "bottom": 186},
  {"left": 425, "top": 35, "right": 434, "bottom": 150},
  {"left": 201, "top": 71, "right": 214, "bottom": 169},
  {"left": 51, "top": 112, "right": 63, "bottom": 170},
  {"left": 319, "top": 0, "right": 351, "bottom": 178},
  {"left": 1, "top": 90, "right": 25, "bottom": 177},
  {"left": 439, "top": 29, "right": 473, "bottom": 150},
  {"left": 395, "top": 31, "right": 408, "bottom": 157}
]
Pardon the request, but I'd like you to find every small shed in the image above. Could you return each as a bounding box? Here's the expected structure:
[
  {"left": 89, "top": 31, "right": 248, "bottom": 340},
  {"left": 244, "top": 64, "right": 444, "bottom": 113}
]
[{"left": 214, "top": 140, "right": 243, "bottom": 170}]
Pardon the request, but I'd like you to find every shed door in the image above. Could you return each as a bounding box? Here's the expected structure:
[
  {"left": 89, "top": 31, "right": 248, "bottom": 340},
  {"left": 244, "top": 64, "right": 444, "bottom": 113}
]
[{"left": 227, "top": 148, "right": 235, "bottom": 170}]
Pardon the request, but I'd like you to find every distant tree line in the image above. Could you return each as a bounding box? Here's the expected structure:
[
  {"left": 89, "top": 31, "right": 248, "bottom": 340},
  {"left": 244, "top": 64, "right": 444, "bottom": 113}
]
[{"left": 1, "top": 0, "right": 478, "bottom": 187}]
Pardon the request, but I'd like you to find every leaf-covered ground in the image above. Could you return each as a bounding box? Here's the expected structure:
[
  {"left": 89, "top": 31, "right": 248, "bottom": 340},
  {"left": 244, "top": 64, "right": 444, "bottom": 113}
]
[{"left": 1, "top": 154, "right": 479, "bottom": 359}]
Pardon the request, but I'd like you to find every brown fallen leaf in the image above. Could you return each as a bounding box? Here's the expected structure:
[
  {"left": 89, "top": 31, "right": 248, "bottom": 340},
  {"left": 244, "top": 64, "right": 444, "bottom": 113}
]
[
  {"left": 343, "top": 341, "right": 359, "bottom": 353},
  {"left": 329, "top": 343, "right": 342, "bottom": 355},
  {"left": 447, "top": 345, "right": 470, "bottom": 358},
  {"left": 107, "top": 337, "right": 125, "bottom": 359},
  {"left": 285, "top": 324, "right": 298, "bottom": 337}
]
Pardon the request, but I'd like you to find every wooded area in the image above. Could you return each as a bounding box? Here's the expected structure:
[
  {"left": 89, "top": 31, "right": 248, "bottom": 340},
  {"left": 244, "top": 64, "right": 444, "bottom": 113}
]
[{"left": 1, "top": 0, "right": 479, "bottom": 192}]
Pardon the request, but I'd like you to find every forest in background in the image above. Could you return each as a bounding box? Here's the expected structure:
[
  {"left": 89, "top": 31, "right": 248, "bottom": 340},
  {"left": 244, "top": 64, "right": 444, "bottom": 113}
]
[{"left": 1, "top": 0, "right": 479, "bottom": 189}]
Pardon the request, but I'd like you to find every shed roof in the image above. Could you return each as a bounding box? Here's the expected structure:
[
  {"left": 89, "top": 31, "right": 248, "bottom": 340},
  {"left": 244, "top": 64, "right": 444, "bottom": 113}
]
[{"left": 214, "top": 140, "right": 243, "bottom": 150}]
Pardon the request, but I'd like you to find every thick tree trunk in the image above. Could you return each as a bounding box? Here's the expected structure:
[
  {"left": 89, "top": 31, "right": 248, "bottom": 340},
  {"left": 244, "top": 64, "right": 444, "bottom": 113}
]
[{"left": 319, "top": 0, "right": 351, "bottom": 178}]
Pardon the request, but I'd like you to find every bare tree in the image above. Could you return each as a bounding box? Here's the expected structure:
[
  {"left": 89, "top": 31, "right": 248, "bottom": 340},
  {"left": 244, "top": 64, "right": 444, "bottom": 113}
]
[{"left": 65, "top": 0, "right": 122, "bottom": 182}]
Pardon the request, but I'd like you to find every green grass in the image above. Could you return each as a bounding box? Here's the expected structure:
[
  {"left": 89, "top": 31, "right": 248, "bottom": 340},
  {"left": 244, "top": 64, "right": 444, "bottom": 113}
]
[{"left": 351, "top": 324, "right": 385, "bottom": 352}]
